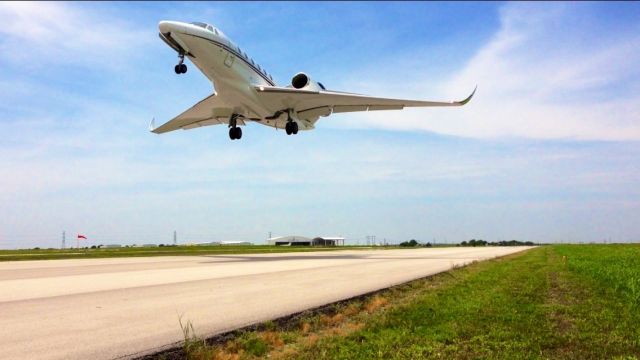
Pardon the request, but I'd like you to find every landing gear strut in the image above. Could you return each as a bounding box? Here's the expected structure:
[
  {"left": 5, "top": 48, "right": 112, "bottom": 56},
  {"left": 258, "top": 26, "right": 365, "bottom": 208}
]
[
  {"left": 174, "top": 53, "right": 187, "bottom": 74},
  {"left": 228, "top": 114, "right": 242, "bottom": 140}
]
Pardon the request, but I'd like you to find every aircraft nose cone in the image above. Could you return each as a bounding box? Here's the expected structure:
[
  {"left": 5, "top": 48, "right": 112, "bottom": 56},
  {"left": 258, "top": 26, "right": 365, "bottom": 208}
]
[
  {"left": 158, "top": 21, "right": 185, "bottom": 34},
  {"left": 158, "top": 21, "right": 171, "bottom": 33}
]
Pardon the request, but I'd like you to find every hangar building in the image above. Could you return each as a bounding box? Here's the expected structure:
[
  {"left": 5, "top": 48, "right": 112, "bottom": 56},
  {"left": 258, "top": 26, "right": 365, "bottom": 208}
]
[{"left": 266, "top": 236, "right": 345, "bottom": 246}]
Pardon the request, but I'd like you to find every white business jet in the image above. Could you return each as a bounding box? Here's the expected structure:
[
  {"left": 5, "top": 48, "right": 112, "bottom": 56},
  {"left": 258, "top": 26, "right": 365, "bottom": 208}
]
[{"left": 152, "top": 21, "right": 475, "bottom": 140}]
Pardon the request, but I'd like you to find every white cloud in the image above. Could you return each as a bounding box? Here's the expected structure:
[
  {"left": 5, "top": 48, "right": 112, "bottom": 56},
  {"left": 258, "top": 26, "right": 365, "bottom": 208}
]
[
  {"left": 336, "top": 3, "right": 640, "bottom": 141},
  {"left": 0, "top": 2, "right": 153, "bottom": 70}
]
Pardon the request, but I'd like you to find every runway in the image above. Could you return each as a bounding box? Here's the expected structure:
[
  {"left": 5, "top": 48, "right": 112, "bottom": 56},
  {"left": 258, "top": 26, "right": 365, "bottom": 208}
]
[{"left": 0, "top": 247, "right": 532, "bottom": 359}]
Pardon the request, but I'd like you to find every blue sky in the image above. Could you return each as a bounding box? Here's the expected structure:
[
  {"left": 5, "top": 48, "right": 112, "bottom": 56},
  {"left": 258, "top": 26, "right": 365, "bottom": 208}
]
[{"left": 1, "top": 2, "right": 639, "bottom": 248}]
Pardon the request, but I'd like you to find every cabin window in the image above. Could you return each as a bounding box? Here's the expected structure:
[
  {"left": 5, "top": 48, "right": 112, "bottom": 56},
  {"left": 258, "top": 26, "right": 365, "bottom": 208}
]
[
  {"left": 318, "top": 82, "right": 326, "bottom": 90},
  {"left": 206, "top": 25, "right": 213, "bottom": 32}
]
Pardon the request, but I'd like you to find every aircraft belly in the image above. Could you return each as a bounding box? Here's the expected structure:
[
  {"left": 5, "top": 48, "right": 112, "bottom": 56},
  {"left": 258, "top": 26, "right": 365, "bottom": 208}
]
[{"left": 178, "top": 33, "right": 276, "bottom": 121}]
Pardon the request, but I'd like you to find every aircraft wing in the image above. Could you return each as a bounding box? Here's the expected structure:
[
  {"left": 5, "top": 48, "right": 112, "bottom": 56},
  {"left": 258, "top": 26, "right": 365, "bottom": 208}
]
[
  {"left": 253, "top": 86, "right": 476, "bottom": 120},
  {"left": 150, "top": 93, "right": 238, "bottom": 134}
]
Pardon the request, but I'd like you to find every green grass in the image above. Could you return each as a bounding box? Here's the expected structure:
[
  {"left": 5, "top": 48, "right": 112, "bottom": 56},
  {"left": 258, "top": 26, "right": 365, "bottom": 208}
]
[
  {"left": 160, "top": 245, "right": 640, "bottom": 359},
  {"left": 554, "top": 244, "right": 640, "bottom": 306},
  {"left": 0, "top": 245, "right": 367, "bottom": 261}
]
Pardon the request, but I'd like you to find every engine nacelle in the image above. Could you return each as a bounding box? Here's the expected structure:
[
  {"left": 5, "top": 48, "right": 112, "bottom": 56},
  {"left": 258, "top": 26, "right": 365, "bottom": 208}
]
[{"left": 290, "top": 72, "right": 326, "bottom": 91}]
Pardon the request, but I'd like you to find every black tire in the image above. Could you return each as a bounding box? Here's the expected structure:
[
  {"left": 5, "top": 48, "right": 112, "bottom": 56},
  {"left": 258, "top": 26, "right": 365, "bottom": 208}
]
[
  {"left": 180, "top": 64, "right": 187, "bottom": 74},
  {"left": 229, "top": 127, "right": 236, "bottom": 140},
  {"left": 292, "top": 122, "right": 299, "bottom": 134},
  {"left": 236, "top": 127, "right": 242, "bottom": 139},
  {"left": 285, "top": 123, "right": 292, "bottom": 135},
  {"left": 174, "top": 65, "right": 181, "bottom": 74}
]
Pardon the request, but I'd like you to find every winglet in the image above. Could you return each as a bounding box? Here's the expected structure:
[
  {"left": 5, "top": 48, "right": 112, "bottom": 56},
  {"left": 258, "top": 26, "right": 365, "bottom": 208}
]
[
  {"left": 456, "top": 86, "right": 477, "bottom": 106},
  {"left": 149, "top": 117, "right": 156, "bottom": 133}
]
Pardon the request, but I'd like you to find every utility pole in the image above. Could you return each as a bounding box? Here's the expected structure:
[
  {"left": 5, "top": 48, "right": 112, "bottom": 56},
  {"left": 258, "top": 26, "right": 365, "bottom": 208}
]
[
  {"left": 62, "top": 231, "right": 66, "bottom": 249},
  {"left": 173, "top": 230, "right": 177, "bottom": 246}
]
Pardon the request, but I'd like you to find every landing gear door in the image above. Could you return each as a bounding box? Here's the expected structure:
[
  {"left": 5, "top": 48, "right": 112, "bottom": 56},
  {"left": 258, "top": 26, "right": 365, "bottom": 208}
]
[{"left": 224, "top": 51, "right": 235, "bottom": 67}]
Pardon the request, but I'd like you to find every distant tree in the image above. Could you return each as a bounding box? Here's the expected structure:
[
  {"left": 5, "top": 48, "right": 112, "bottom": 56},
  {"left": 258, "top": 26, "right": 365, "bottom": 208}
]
[
  {"left": 399, "top": 239, "right": 419, "bottom": 247},
  {"left": 90, "top": 245, "right": 97, "bottom": 249},
  {"left": 425, "top": 242, "right": 432, "bottom": 247},
  {"left": 159, "top": 244, "right": 165, "bottom": 247},
  {"left": 461, "top": 241, "right": 468, "bottom": 246}
]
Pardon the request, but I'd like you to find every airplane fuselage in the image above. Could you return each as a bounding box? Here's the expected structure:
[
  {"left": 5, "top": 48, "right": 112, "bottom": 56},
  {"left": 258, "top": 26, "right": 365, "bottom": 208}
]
[{"left": 159, "top": 21, "right": 282, "bottom": 125}]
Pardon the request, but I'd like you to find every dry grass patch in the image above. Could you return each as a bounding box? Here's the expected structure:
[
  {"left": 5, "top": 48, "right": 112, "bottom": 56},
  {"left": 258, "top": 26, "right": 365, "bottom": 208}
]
[
  {"left": 299, "top": 321, "right": 311, "bottom": 334},
  {"left": 303, "top": 333, "right": 319, "bottom": 347},
  {"left": 364, "top": 295, "right": 389, "bottom": 313},
  {"left": 260, "top": 331, "right": 284, "bottom": 348},
  {"left": 320, "top": 312, "right": 345, "bottom": 326},
  {"left": 210, "top": 349, "right": 241, "bottom": 360},
  {"left": 342, "top": 303, "right": 361, "bottom": 316}
]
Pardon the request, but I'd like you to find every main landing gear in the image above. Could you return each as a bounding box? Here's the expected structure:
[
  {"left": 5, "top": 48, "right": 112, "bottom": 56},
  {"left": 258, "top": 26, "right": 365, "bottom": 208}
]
[
  {"left": 285, "top": 121, "right": 298, "bottom": 135},
  {"left": 174, "top": 53, "right": 187, "bottom": 74},
  {"left": 228, "top": 114, "right": 242, "bottom": 140},
  {"left": 229, "top": 126, "right": 242, "bottom": 140},
  {"left": 284, "top": 110, "right": 299, "bottom": 135}
]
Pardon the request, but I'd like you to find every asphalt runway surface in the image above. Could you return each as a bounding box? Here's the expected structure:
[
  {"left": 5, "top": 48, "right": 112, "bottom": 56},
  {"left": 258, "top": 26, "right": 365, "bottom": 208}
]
[{"left": 0, "top": 246, "right": 533, "bottom": 359}]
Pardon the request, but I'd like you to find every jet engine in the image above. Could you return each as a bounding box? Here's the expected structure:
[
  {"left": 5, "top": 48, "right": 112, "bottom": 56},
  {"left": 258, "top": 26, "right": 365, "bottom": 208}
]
[{"left": 290, "top": 72, "right": 326, "bottom": 91}]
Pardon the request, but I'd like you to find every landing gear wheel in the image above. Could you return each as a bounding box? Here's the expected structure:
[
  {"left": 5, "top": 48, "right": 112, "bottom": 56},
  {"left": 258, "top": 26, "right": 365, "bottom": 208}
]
[
  {"left": 229, "top": 127, "right": 242, "bottom": 140},
  {"left": 175, "top": 53, "right": 187, "bottom": 74},
  {"left": 285, "top": 122, "right": 298, "bottom": 135}
]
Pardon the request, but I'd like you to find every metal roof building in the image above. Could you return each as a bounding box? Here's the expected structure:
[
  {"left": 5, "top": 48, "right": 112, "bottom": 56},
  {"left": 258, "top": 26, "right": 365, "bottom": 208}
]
[{"left": 266, "top": 236, "right": 345, "bottom": 246}]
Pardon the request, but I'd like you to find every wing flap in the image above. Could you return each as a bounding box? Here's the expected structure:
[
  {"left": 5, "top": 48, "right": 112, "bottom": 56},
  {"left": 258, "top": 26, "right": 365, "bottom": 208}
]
[
  {"left": 297, "top": 106, "right": 332, "bottom": 119},
  {"left": 367, "top": 105, "right": 404, "bottom": 111},
  {"left": 333, "top": 105, "right": 369, "bottom": 113}
]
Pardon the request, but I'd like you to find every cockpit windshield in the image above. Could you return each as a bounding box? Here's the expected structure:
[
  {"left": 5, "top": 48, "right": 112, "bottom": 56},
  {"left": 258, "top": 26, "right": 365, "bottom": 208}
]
[
  {"left": 190, "top": 22, "right": 217, "bottom": 33},
  {"left": 190, "top": 22, "right": 208, "bottom": 29}
]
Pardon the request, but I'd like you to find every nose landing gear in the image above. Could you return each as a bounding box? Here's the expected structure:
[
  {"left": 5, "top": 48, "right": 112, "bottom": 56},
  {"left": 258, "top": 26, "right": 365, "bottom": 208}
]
[{"left": 174, "top": 53, "right": 187, "bottom": 74}]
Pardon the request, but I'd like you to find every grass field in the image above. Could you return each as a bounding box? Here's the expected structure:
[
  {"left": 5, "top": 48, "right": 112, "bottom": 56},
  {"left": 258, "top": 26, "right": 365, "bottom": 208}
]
[
  {"left": 0, "top": 245, "right": 362, "bottom": 262},
  {"left": 157, "top": 244, "right": 640, "bottom": 359}
]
